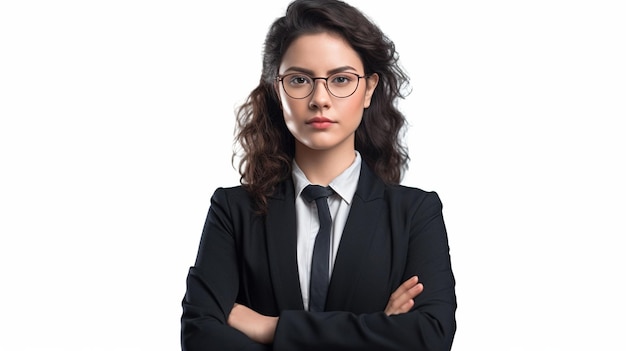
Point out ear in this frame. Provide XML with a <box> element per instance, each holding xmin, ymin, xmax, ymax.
<box><xmin>363</xmin><ymin>73</ymin><xmax>379</xmax><ymax>109</ymax></box>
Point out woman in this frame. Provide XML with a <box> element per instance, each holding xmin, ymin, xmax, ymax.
<box><xmin>181</xmin><ymin>0</ymin><xmax>456</xmax><ymax>350</ymax></box>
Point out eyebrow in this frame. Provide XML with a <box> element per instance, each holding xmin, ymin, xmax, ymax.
<box><xmin>281</xmin><ymin>65</ymin><xmax>360</xmax><ymax>76</ymax></box>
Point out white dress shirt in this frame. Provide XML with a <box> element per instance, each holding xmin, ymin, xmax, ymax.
<box><xmin>291</xmin><ymin>151</ymin><xmax>362</xmax><ymax>310</ymax></box>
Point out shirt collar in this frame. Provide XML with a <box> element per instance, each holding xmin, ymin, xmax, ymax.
<box><xmin>292</xmin><ymin>151</ymin><xmax>362</xmax><ymax>205</ymax></box>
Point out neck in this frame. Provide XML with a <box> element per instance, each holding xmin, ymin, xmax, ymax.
<box><xmin>294</xmin><ymin>144</ymin><xmax>356</xmax><ymax>186</ymax></box>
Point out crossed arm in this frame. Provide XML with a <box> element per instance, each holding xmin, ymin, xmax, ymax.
<box><xmin>183</xmin><ymin>188</ymin><xmax>456</xmax><ymax>350</ymax></box>
<box><xmin>227</xmin><ymin>275</ymin><xmax>424</xmax><ymax>344</ymax></box>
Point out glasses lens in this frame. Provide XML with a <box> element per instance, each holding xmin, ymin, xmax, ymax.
<box><xmin>282</xmin><ymin>74</ymin><xmax>314</xmax><ymax>99</ymax></box>
<box><xmin>327</xmin><ymin>73</ymin><xmax>360</xmax><ymax>98</ymax></box>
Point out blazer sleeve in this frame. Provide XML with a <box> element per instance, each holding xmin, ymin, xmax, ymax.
<box><xmin>181</xmin><ymin>188</ymin><xmax>270</xmax><ymax>351</ymax></box>
<box><xmin>272</xmin><ymin>191</ymin><xmax>457</xmax><ymax>351</ymax></box>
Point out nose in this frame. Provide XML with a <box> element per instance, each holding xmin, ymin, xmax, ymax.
<box><xmin>308</xmin><ymin>78</ymin><xmax>331</xmax><ymax>110</ymax></box>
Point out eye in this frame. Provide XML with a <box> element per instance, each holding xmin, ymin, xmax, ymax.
<box><xmin>287</xmin><ymin>74</ymin><xmax>312</xmax><ymax>86</ymax></box>
<box><xmin>330</xmin><ymin>74</ymin><xmax>355</xmax><ymax>86</ymax></box>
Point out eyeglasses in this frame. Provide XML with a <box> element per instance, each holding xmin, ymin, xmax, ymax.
<box><xmin>276</xmin><ymin>72</ymin><xmax>368</xmax><ymax>99</ymax></box>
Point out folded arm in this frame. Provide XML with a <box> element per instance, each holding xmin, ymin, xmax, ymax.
<box><xmin>228</xmin><ymin>275</ymin><xmax>424</xmax><ymax>344</ymax></box>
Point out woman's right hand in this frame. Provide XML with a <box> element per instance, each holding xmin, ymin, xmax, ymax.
<box><xmin>384</xmin><ymin>276</ymin><xmax>424</xmax><ymax>316</ymax></box>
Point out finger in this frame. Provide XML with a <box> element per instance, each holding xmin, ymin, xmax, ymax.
<box><xmin>408</xmin><ymin>282</ymin><xmax>424</xmax><ymax>298</ymax></box>
<box><xmin>402</xmin><ymin>276</ymin><xmax>419</xmax><ymax>288</ymax></box>
<box><xmin>391</xmin><ymin>278</ymin><xmax>422</xmax><ymax>301</ymax></box>
<box><xmin>399</xmin><ymin>298</ymin><xmax>414</xmax><ymax>313</ymax></box>
<box><xmin>386</xmin><ymin>297</ymin><xmax>414</xmax><ymax>316</ymax></box>
<box><xmin>389</xmin><ymin>282</ymin><xmax>423</xmax><ymax>309</ymax></box>
<box><xmin>388</xmin><ymin>289</ymin><xmax>418</xmax><ymax>310</ymax></box>
<box><xmin>391</xmin><ymin>284</ymin><xmax>422</xmax><ymax>314</ymax></box>
<box><xmin>390</xmin><ymin>276</ymin><xmax>419</xmax><ymax>299</ymax></box>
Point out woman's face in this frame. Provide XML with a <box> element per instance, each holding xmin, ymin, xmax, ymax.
<box><xmin>276</xmin><ymin>32</ymin><xmax>378</xmax><ymax>155</ymax></box>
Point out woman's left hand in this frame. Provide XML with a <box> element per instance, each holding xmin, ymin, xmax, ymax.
<box><xmin>384</xmin><ymin>276</ymin><xmax>424</xmax><ymax>316</ymax></box>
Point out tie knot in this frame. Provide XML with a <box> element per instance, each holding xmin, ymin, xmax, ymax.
<box><xmin>301</xmin><ymin>184</ymin><xmax>334</xmax><ymax>203</ymax></box>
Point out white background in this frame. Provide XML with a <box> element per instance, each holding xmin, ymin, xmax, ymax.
<box><xmin>1</xmin><ymin>1</ymin><xmax>625</xmax><ymax>350</ymax></box>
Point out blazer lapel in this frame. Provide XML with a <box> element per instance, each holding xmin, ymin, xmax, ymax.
<box><xmin>265</xmin><ymin>178</ymin><xmax>305</xmax><ymax>310</ymax></box>
<box><xmin>325</xmin><ymin>163</ymin><xmax>385</xmax><ymax>310</ymax></box>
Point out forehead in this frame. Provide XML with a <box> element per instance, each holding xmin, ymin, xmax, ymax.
<box><xmin>279</xmin><ymin>32</ymin><xmax>364</xmax><ymax>74</ymax></box>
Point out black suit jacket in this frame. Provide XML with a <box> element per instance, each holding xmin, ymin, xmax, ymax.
<box><xmin>181</xmin><ymin>163</ymin><xmax>456</xmax><ymax>350</ymax></box>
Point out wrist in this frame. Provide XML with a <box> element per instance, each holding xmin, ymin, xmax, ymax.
<box><xmin>260</xmin><ymin>316</ymin><xmax>278</xmax><ymax>344</ymax></box>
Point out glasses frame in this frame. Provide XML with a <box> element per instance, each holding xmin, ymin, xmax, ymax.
<box><xmin>275</xmin><ymin>72</ymin><xmax>370</xmax><ymax>99</ymax></box>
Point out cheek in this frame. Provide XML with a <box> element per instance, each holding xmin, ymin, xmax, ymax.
<box><xmin>281</xmin><ymin>102</ymin><xmax>294</xmax><ymax>120</ymax></box>
<box><xmin>278</xmin><ymin>91</ymin><xmax>293</xmax><ymax>118</ymax></box>
<box><xmin>280</xmin><ymin>97</ymin><xmax>306</xmax><ymax>124</ymax></box>
<box><xmin>341</xmin><ymin>98</ymin><xmax>367</xmax><ymax>123</ymax></box>
<box><xmin>280</xmin><ymin>101</ymin><xmax>304</xmax><ymax>138</ymax></box>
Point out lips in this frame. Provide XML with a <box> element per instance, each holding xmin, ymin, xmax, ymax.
<box><xmin>306</xmin><ymin>117</ymin><xmax>335</xmax><ymax>129</ymax></box>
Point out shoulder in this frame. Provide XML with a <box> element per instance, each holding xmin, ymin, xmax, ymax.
<box><xmin>208</xmin><ymin>185</ymin><xmax>255</xmax><ymax>214</ymax></box>
<box><xmin>382</xmin><ymin>183</ymin><xmax>444</xmax><ymax>219</ymax></box>
<box><xmin>357</xmin><ymin>162</ymin><xmax>443</xmax><ymax>212</ymax></box>
<box><xmin>384</xmin><ymin>183</ymin><xmax>442</xmax><ymax>204</ymax></box>
<box><xmin>212</xmin><ymin>185</ymin><xmax>250</xmax><ymax>200</ymax></box>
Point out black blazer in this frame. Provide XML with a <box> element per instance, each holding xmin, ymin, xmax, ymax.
<box><xmin>181</xmin><ymin>163</ymin><xmax>456</xmax><ymax>351</ymax></box>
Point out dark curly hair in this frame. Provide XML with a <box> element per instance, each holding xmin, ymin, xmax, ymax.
<box><xmin>234</xmin><ymin>0</ymin><xmax>410</xmax><ymax>212</ymax></box>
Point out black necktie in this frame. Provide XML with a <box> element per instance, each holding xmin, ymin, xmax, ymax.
<box><xmin>301</xmin><ymin>184</ymin><xmax>334</xmax><ymax>312</ymax></box>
